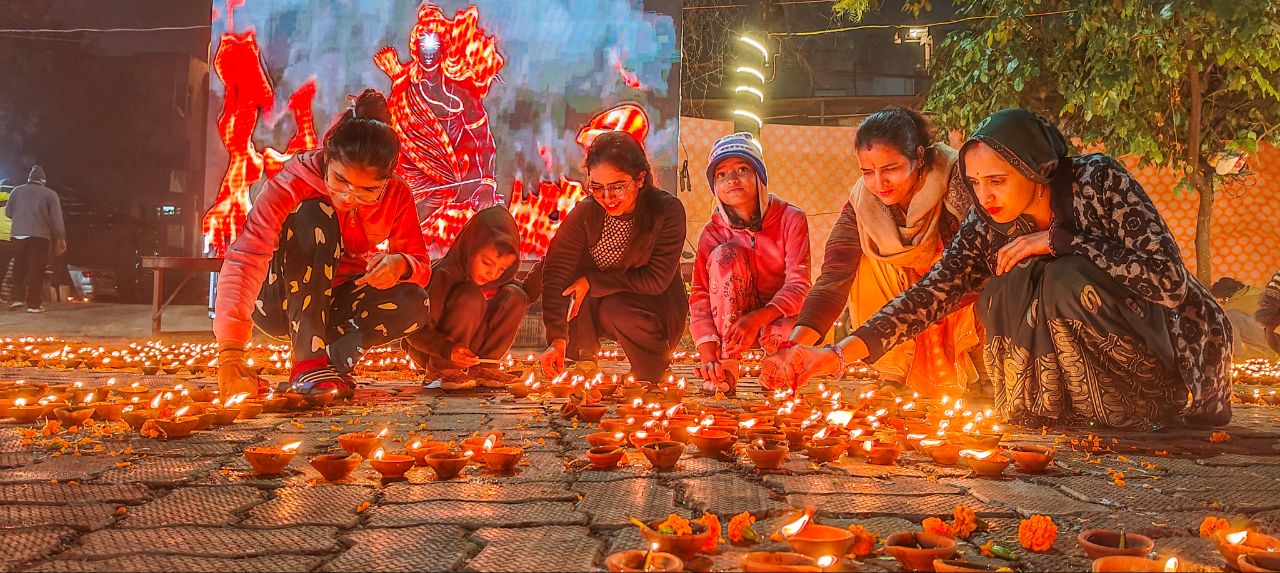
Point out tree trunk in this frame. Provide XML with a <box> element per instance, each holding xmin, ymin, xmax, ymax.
<box><xmin>1193</xmin><ymin>170</ymin><xmax>1214</xmax><ymax>285</ymax></box>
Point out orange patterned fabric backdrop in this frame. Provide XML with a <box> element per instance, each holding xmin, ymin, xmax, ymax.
<box><xmin>679</xmin><ymin>117</ymin><xmax>1280</xmax><ymax>286</ymax></box>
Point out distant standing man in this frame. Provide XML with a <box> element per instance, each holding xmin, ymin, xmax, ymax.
<box><xmin>5</xmin><ymin>165</ymin><xmax>66</xmax><ymax>313</ymax></box>
<box><xmin>0</xmin><ymin>179</ymin><xmax>17</xmax><ymax>302</ymax></box>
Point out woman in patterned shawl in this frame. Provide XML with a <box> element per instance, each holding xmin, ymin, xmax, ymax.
<box><xmin>762</xmin><ymin>108</ymin><xmax>1232</xmax><ymax>429</ymax></box>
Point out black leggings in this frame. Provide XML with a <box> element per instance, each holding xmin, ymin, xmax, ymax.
<box><xmin>567</xmin><ymin>291</ymin><xmax>686</xmax><ymax>382</ymax></box>
<box><xmin>252</xmin><ymin>199</ymin><xmax>428</xmax><ymax>374</ymax></box>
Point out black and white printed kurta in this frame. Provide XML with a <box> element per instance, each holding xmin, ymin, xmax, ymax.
<box><xmin>852</xmin><ymin>153</ymin><xmax>1233</xmax><ymax>425</ymax></box>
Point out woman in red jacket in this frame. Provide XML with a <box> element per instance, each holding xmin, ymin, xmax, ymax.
<box><xmin>215</xmin><ymin>89</ymin><xmax>432</xmax><ymax>399</ymax></box>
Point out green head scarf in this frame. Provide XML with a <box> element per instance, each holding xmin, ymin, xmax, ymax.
<box><xmin>957</xmin><ymin>108</ymin><xmax>1072</xmax><ymax>231</ymax></box>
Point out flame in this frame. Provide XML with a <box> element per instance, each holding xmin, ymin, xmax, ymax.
<box><xmin>483</xmin><ymin>436</ymin><xmax>495</xmax><ymax>452</ymax></box>
<box><xmin>740</xmin><ymin>418</ymin><xmax>758</xmax><ymax>429</ymax></box>
<box><xmin>280</xmin><ymin>441</ymin><xmax>302</xmax><ymax>453</ymax></box>
<box><xmin>825</xmin><ymin>410</ymin><xmax>854</xmax><ymax>427</ymax></box>
<box><xmin>919</xmin><ymin>439</ymin><xmax>944</xmax><ymax>448</ymax></box>
<box><xmin>813</xmin><ymin>427</ymin><xmax>829</xmax><ymax>441</ymax></box>
<box><xmin>1226</xmin><ymin>531</ymin><xmax>1248</xmax><ymax>545</ymax></box>
<box><xmin>817</xmin><ymin>555</ymin><xmax>837</xmax><ymax>567</ymax></box>
<box><xmin>959</xmin><ymin>449</ymin><xmax>995</xmax><ymax>460</ymax></box>
<box><xmin>149</xmin><ymin>394</ymin><xmax>163</xmax><ymax>409</ymax></box>
<box><xmin>372</xmin><ymin>448</ymin><xmax>386</xmax><ymax>461</ymax></box>
<box><xmin>634</xmin><ymin>431</ymin><xmax>648</xmax><ymax>439</ymax></box>
<box><xmin>1164</xmin><ymin>557</ymin><xmax>1179</xmax><ymax>572</ymax></box>
<box><xmin>410</xmin><ymin>440</ymin><xmax>422</xmax><ymax>450</ymax></box>
<box><xmin>174</xmin><ymin>406</ymin><xmax>191</xmax><ymax>418</ymax></box>
<box><xmin>13</xmin><ymin>398</ymin><xmax>26</xmax><ymax>407</ymax></box>
<box><xmin>779</xmin><ymin>508</ymin><xmax>813</xmax><ymax>538</ymax></box>
<box><xmin>863</xmin><ymin>440</ymin><xmax>874</xmax><ymax>452</ymax></box>
<box><xmin>376</xmin><ymin>427</ymin><xmax>390</xmax><ymax>438</ymax></box>
<box><xmin>83</xmin><ymin>392</ymin><xmax>96</xmax><ymax>404</ymax></box>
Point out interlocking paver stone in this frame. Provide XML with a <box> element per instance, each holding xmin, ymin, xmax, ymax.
<box><xmin>365</xmin><ymin>500</ymin><xmax>586</xmax><ymax>528</ymax></box>
<box><xmin>766</xmin><ymin>474</ymin><xmax>964</xmax><ymax>495</ymax></box>
<box><xmin>96</xmin><ymin>457</ymin><xmax>220</xmax><ymax>486</ymax></box>
<box><xmin>382</xmin><ymin>481</ymin><xmax>575</xmax><ymax>503</ymax></box>
<box><xmin>29</xmin><ymin>555</ymin><xmax>326</xmax><ymax>572</ymax></box>
<box><xmin>679</xmin><ymin>474</ymin><xmax>787</xmax><ymax>516</ymax></box>
<box><xmin>573</xmin><ymin>479</ymin><xmax>677</xmax><ymax>527</ymax></box>
<box><xmin>0</xmin><ymin>483</ymin><xmax>150</xmax><ymax>505</ymax></box>
<box><xmin>1051</xmin><ymin>475</ymin><xmax>1207</xmax><ymax>511</ymax></box>
<box><xmin>0</xmin><ymin>503</ymin><xmax>119</xmax><ymax>531</ymax></box>
<box><xmin>59</xmin><ymin>526</ymin><xmax>341</xmax><ymax>558</ymax></box>
<box><xmin>0</xmin><ymin>526</ymin><xmax>77</xmax><ymax>572</ymax></box>
<box><xmin>242</xmin><ymin>485</ymin><xmax>373</xmax><ymax>528</ymax></box>
<box><xmin>966</xmin><ymin>479</ymin><xmax>1108</xmax><ymax>515</ymax></box>
<box><xmin>121</xmin><ymin>486</ymin><xmax>264</xmax><ymax>527</ymax></box>
<box><xmin>788</xmin><ymin>493</ymin><xmax>1014</xmax><ymax>518</ymax></box>
<box><xmin>0</xmin><ymin>456</ymin><xmax>120</xmax><ymax>483</ymax></box>
<box><xmin>324</xmin><ymin>525</ymin><xmax>472</xmax><ymax>572</ymax></box>
<box><xmin>466</xmin><ymin>537</ymin><xmax>600</xmax><ymax>573</ymax></box>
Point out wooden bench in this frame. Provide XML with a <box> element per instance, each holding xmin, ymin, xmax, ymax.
<box><xmin>141</xmin><ymin>256</ymin><xmax>224</xmax><ymax>337</ymax></box>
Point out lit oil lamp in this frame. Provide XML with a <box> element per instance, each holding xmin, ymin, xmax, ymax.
<box><xmin>776</xmin><ymin>509</ymin><xmax>856</xmax><ymax>560</ymax></box>
<box><xmin>746</xmin><ymin>438</ymin><xmax>790</xmax><ymax>470</ymax></box>
<box><xmin>741</xmin><ymin>551</ymin><xmax>821</xmax><ymax>573</ymax></box>
<box><xmin>154</xmin><ymin>405</ymin><xmax>200</xmax><ymax>438</ymax></box>
<box><xmin>243</xmin><ymin>441</ymin><xmax>302</xmax><ymax>476</ymax></box>
<box><xmin>475</xmin><ymin>435</ymin><xmax>524</xmax><ymax>474</ymax></box>
<box><xmin>8</xmin><ymin>397</ymin><xmax>45</xmax><ymax>423</ymax></box>
<box><xmin>338</xmin><ymin>428</ymin><xmax>388</xmax><ymax>459</ymax></box>
<box><xmin>368</xmin><ymin>447</ymin><xmax>416</xmax><ymax>480</ymax></box>
<box><xmin>1008</xmin><ymin>444</ymin><xmax>1056</xmax><ymax>473</ymax></box>
<box><xmin>1214</xmin><ymin>530</ymin><xmax>1280</xmax><ymax>569</ymax></box>
<box><xmin>406</xmin><ymin>440</ymin><xmax>450</xmax><ymax>466</ymax></box>
<box><xmin>959</xmin><ymin>449</ymin><xmax>1012</xmax><ymax>477</ymax></box>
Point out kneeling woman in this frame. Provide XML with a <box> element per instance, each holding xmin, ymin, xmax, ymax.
<box><xmin>215</xmin><ymin>89</ymin><xmax>432</xmax><ymax>399</ymax></box>
<box><xmin>762</xmin><ymin>109</ymin><xmax>1232</xmax><ymax>428</ymax></box>
<box><xmin>539</xmin><ymin>130</ymin><xmax>688</xmax><ymax>382</ymax></box>
<box><xmin>404</xmin><ymin>207</ymin><xmax>539</xmax><ymax>390</ymax></box>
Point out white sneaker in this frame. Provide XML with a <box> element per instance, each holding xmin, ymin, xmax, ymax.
<box><xmin>8</xmin><ymin>302</ymin><xmax>22</xmax><ymax>310</ymax></box>
<box><xmin>25</xmin><ymin>307</ymin><xmax>44</xmax><ymax>313</ymax></box>
<box><xmin>422</xmin><ymin>378</ymin><xmax>443</xmax><ymax>389</ymax></box>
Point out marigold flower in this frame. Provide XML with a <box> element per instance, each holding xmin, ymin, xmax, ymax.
<box><xmin>695</xmin><ymin>512</ymin><xmax>722</xmax><ymax>551</ymax></box>
<box><xmin>847</xmin><ymin>524</ymin><xmax>877</xmax><ymax>557</ymax></box>
<box><xmin>1018</xmin><ymin>515</ymin><xmax>1057</xmax><ymax>552</ymax></box>
<box><xmin>1199</xmin><ymin>515</ymin><xmax>1230</xmax><ymax>538</ymax></box>
<box><xmin>980</xmin><ymin>539</ymin><xmax>997</xmax><ymax>558</ymax></box>
<box><xmin>727</xmin><ymin>512</ymin><xmax>758</xmax><ymax>544</ymax></box>
<box><xmin>1209</xmin><ymin>431</ymin><xmax>1231</xmax><ymax>443</ymax></box>
<box><xmin>922</xmin><ymin>516</ymin><xmax>955</xmax><ymax>538</ymax></box>
<box><xmin>952</xmin><ymin>505</ymin><xmax>979</xmax><ymax>539</ymax></box>
<box><xmin>657</xmin><ymin>513</ymin><xmax>693</xmax><ymax>536</ymax></box>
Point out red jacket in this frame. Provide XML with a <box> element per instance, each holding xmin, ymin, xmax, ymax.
<box><xmin>214</xmin><ymin>150</ymin><xmax>430</xmax><ymax>345</ymax></box>
<box><xmin>689</xmin><ymin>193</ymin><xmax>811</xmax><ymax>347</ymax></box>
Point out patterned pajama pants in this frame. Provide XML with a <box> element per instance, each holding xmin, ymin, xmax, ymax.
<box><xmin>705</xmin><ymin>243</ymin><xmax>794</xmax><ymax>358</ymax></box>
<box><xmin>252</xmin><ymin>199</ymin><xmax>429</xmax><ymax>374</ymax></box>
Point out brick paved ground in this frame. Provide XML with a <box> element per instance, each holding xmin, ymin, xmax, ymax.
<box><xmin>2</xmin><ymin>352</ymin><xmax>1279</xmax><ymax>572</ymax></box>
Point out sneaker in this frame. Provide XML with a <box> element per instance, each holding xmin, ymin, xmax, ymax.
<box><xmin>471</xmin><ymin>366</ymin><xmax>516</xmax><ymax>387</ymax></box>
<box><xmin>432</xmin><ymin>369</ymin><xmax>477</xmax><ymax>391</ymax></box>
<box><xmin>8</xmin><ymin>301</ymin><xmax>22</xmax><ymax>310</ymax></box>
<box><xmin>25</xmin><ymin>307</ymin><xmax>44</xmax><ymax>313</ymax></box>
<box><xmin>335</xmin><ymin>374</ymin><xmax>358</xmax><ymax>400</ymax></box>
<box><xmin>284</xmin><ymin>366</ymin><xmax>344</xmax><ymax>396</ymax></box>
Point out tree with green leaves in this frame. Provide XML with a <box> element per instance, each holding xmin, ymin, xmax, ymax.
<box><xmin>833</xmin><ymin>0</ymin><xmax>1280</xmax><ymax>284</ymax></box>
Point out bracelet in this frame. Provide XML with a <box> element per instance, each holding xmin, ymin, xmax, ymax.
<box><xmin>1047</xmin><ymin>217</ymin><xmax>1059</xmax><ymax>256</ymax></box>
<box><xmin>823</xmin><ymin>343</ymin><xmax>846</xmax><ymax>376</ymax></box>
<box><xmin>776</xmin><ymin>340</ymin><xmax>798</xmax><ymax>352</ymax></box>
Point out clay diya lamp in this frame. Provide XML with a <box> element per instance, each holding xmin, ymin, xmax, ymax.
<box><xmin>934</xmin><ymin>559</ymin><xmax>1007</xmax><ymax>572</ymax></box>
<box><xmin>115</xmin><ymin>384</ymin><xmax>152</xmax><ymax>401</ymax></box>
<box><xmin>576</xmin><ymin>403</ymin><xmax>609</xmax><ymax>423</ymax></box>
<box><xmin>665</xmin><ymin>423</ymin><xmax>694</xmax><ymax>444</ymax></box>
<box><xmin>236</xmin><ymin>400</ymin><xmax>264</xmax><ymax>420</ymax></box>
<box><xmin>846</xmin><ymin>435</ymin><xmax>877</xmax><ymax>458</ymax></box>
<box><xmin>121</xmin><ymin>408</ymin><xmax>159</xmax><ymax>431</ymax></box>
<box><xmin>53</xmin><ymin>406</ymin><xmax>95</xmax><ymax>428</ymax></box>
<box><xmin>1214</xmin><ymin>530</ymin><xmax>1280</xmax><ymax>570</ymax></box>
<box><xmin>688</xmin><ymin>429</ymin><xmax>735</xmax><ymax>458</ymax></box>
<box><xmin>140</xmin><ymin>363</ymin><xmax>160</xmax><ymax>375</ymax></box>
<box><xmin>587</xmin><ymin>432</ymin><xmax>626</xmax><ymax>448</ymax></box>
<box><xmin>884</xmin><ymin>531</ymin><xmax>958</xmax><ymax>572</ymax></box>
<box><xmin>639</xmin><ymin>519</ymin><xmax>714</xmax><ymax>561</ymax></box>
<box><xmin>507</xmin><ymin>381</ymin><xmax>534</xmax><ymax>399</ymax></box>
<box><xmin>1239</xmin><ymin>554</ymin><xmax>1280</xmax><ymax>573</ymax></box>
<box><xmin>619</xmin><ymin>383</ymin><xmax>647</xmax><ymax>403</ymax></box>
<box><xmin>805</xmin><ymin>438</ymin><xmax>846</xmax><ymax>463</ymax></box>
<box><xmin>369</xmin><ymin>448</ymin><xmax>416</xmax><ymax>480</ymax></box>
<box><xmin>595</xmin><ymin>382</ymin><xmax>619</xmax><ymax>398</ymax></box>
<box><xmin>38</xmin><ymin>399</ymin><xmax>67</xmax><ymax>419</ymax></box>
<box><xmin>587</xmin><ymin>446</ymin><xmax>626</xmax><ymax>469</ymax></box>
<box><xmin>958</xmin><ymin>431</ymin><xmax>1004</xmax><ymax>450</ymax></box>
<box><xmin>309</xmin><ymin>452</ymin><xmax>361</xmax><ymax>481</ymax></box>
<box><xmin>92</xmin><ymin>401</ymin><xmax>127</xmax><ymax>422</ymax></box>
<box><xmin>785</xmin><ymin>524</ymin><xmax>856</xmax><ymax>560</ymax></box>
<box><xmin>280</xmin><ymin>392</ymin><xmax>308</xmax><ymax>410</ymax></box>
<box><xmin>785</xmin><ymin>426</ymin><xmax>816</xmax><ymax>449</ymax></box>
<box><xmin>558</xmin><ymin>400</ymin><xmax>580</xmax><ymax>420</ymax></box>
<box><xmin>960</xmin><ymin>449</ymin><xmax>1011</xmax><ymax>477</ymax></box>
<box><xmin>259</xmin><ymin>395</ymin><xmax>289</xmax><ymax>413</ymax></box>
<box><xmin>1088</xmin><ymin>556</ymin><xmax>1175</xmax><ymax>573</ymax></box>
<box><xmin>641</xmin><ymin>440</ymin><xmax>684</xmax><ymax>471</ymax></box>
<box><xmin>424</xmin><ymin>451</ymin><xmax>470</xmax><ymax>479</ymax></box>
<box><xmin>741</xmin><ymin>551</ymin><xmax>822</xmax><ymax>573</ymax></box>
<box><xmin>1078</xmin><ymin>529</ymin><xmax>1155</xmax><ymax>560</ymax></box>
<box><xmin>1009</xmin><ymin>445</ymin><xmax>1056</xmax><ymax>473</ymax></box>
<box><xmin>478</xmin><ymin>445</ymin><xmax>524</xmax><ymax>473</ymax></box>
<box><xmin>192</xmin><ymin>410</ymin><xmax>218</xmax><ymax>430</ymax></box>
<box><xmin>547</xmin><ymin>384</ymin><xmax>574</xmax><ymax>399</ymax></box>
<box><xmin>304</xmin><ymin>390</ymin><xmax>336</xmax><ymax>410</ymax></box>
<box><xmin>243</xmin><ymin>441</ymin><xmax>302</xmax><ymax>475</ymax></box>
<box><xmin>867</xmin><ymin>442</ymin><xmax>903</xmax><ymax>465</ymax></box>
<box><xmin>629</xmin><ymin>430</ymin><xmax>668</xmax><ymax>451</ymax></box>
<box><xmin>211</xmin><ymin>406</ymin><xmax>243</xmax><ymax>426</ymax></box>
<box><xmin>8</xmin><ymin>399</ymin><xmax>45</xmax><ymax>423</ymax></box>
<box><xmin>338</xmin><ymin>430</ymin><xmax>387</xmax><ymax>459</ymax></box>
<box><xmin>604</xmin><ymin>548</ymin><xmax>684</xmax><ymax>573</ymax></box>
<box><xmin>746</xmin><ymin>442</ymin><xmax>790</xmax><ymax>470</ymax></box>
<box><xmin>154</xmin><ymin>415</ymin><xmax>201</xmax><ymax>438</ymax></box>
<box><xmin>920</xmin><ymin>439</ymin><xmax>962</xmax><ymax>465</ymax></box>
<box><xmin>461</xmin><ymin>433</ymin><xmax>504</xmax><ymax>458</ymax></box>
<box><xmin>407</xmin><ymin>441</ymin><xmax>450</xmax><ymax>466</ymax></box>
<box><xmin>599</xmin><ymin>418</ymin><xmax>634</xmax><ymax>433</ymax></box>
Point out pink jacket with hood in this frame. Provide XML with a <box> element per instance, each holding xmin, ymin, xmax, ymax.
<box><xmin>214</xmin><ymin>150</ymin><xmax>431</xmax><ymax>346</ymax></box>
<box><xmin>688</xmin><ymin>179</ymin><xmax>812</xmax><ymax>348</ymax></box>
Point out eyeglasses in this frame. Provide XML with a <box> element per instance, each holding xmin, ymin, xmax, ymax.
<box><xmin>328</xmin><ymin>179</ymin><xmax>387</xmax><ymax>206</ymax></box>
<box><xmin>587</xmin><ymin>178</ymin><xmax>634</xmax><ymax>200</ymax></box>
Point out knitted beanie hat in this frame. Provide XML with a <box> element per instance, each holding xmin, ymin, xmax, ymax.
<box><xmin>706</xmin><ymin>132</ymin><xmax>766</xmax><ymax>188</ymax></box>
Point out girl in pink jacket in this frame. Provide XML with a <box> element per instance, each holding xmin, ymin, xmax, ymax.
<box><xmin>691</xmin><ymin>132</ymin><xmax>812</xmax><ymax>394</ymax></box>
